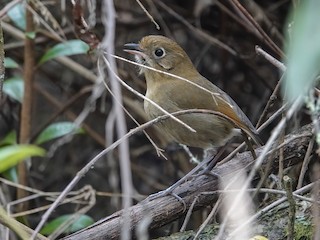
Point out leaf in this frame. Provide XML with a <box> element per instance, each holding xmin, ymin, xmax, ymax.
<box><xmin>7</xmin><ymin>3</ymin><xmax>26</xmax><ymax>30</ymax></box>
<box><xmin>3</xmin><ymin>77</ymin><xmax>24</xmax><ymax>103</ymax></box>
<box><xmin>0</xmin><ymin>145</ymin><xmax>45</xmax><ymax>173</ymax></box>
<box><xmin>2</xmin><ymin>167</ymin><xmax>18</xmax><ymax>183</ymax></box>
<box><xmin>40</xmin><ymin>214</ymin><xmax>94</xmax><ymax>235</ymax></box>
<box><xmin>38</xmin><ymin>40</ymin><xmax>89</xmax><ymax>64</ymax></box>
<box><xmin>34</xmin><ymin>122</ymin><xmax>84</xmax><ymax>145</ymax></box>
<box><xmin>25</xmin><ymin>31</ymin><xmax>36</xmax><ymax>39</ymax></box>
<box><xmin>4</xmin><ymin>58</ymin><xmax>19</xmax><ymax>68</ymax></box>
<box><xmin>284</xmin><ymin>0</ymin><xmax>320</xmax><ymax>102</ymax></box>
<box><xmin>0</xmin><ymin>131</ymin><xmax>17</xmax><ymax>146</ymax></box>
<box><xmin>69</xmin><ymin>215</ymin><xmax>94</xmax><ymax>233</ymax></box>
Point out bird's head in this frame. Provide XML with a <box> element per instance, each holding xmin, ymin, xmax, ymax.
<box><xmin>124</xmin><ymin>35</ymin><xmax>195</xmax><ymax>77</ymax></box>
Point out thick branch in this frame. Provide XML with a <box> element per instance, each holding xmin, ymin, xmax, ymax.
<box><xmin>63</xmin><ymin>124</ymin><xmax>312</xmax><ymax>240</ymax></box>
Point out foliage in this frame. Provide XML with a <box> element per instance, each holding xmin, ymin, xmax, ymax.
<box><xmin>40</xmin><ymin>214</ymin><xmax>94</xmax><ymax>235</ymax></box>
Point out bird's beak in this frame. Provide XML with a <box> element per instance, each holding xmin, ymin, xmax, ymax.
<box><xmin>123</xmin><ymin>43</ymin><xmax>147</xmax><ymax>59</ymax></box>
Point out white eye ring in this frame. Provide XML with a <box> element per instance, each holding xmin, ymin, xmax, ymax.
<box><xmin>154</xmin><ymin>47</ymin><xmax>166</xmax><ymax>58</ymax></box>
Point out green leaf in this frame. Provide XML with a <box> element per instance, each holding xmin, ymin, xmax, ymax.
<box><xmin>2</xmin><ymin>167</ymin><xmax>18</xmax><ymax>183</ymax></box>
<box><xmin>7</xmin><ymin>3</ymin><xmax>26</xmax><ymax>30</ymax></box>
<box><xmin>4</xmin><ymin>58</ymin><xmax>19</xmax><ymax>68</ymax></box>
<box><xmin>284</xmin><ymin>0</ymin><xmax>320</xmax><ymax>102</ymax></box>
<box><xmin>3</xmin><ymin>77</ymin><xmax>24</xmax><ymax>103</ymax></box>
<box><xmin>25</xmin><ymin>31</ymin><xmax>36</xmax><ymax>39</ymax></box>
<box><xmin>40</xmin><ymin>214</ymin><xmax>94</xmax><ymax>235</ymax></box>
<box><xmin>39</xmin><ymin>40</ymin><xmax>89</xmax><ymax>65</ymax></box>
<box><xmin>34</xmin><ymin>122</ymin><xmax>84</xmax><ymax>145</ymax></box>
<box><xmin>0</xmin><ymin>145</ymin><xmax>45</xmax><ymax>173</ymax></box>
<box><xmin>69</xmin><ymin>215</ymin><xmax>94</xmax><ymax>233</ymax></box>
<box><xmin>0</xmin><ymin>131</ymin><xmax>17</xmax><ymax>146</ymax></box>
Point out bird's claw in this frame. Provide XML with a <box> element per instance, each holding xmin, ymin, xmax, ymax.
<box><xmin>148</xmin><ymin>190</ymin><xmax>187</xmax><ymax>212</ymax></box>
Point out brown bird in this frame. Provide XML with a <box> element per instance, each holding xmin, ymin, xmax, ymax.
<box><xmin>124</xmin><ymin>35</ymin><xmax>259</xmax><ymax>156</ymax></box>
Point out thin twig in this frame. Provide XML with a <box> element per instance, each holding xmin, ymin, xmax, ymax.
<box><xmin>135</xmin><ymin>0</ymin><xmax>160</xmax><ymax>30</ymax></box>
<box><xmin>229</xmin><ymin>0</ymin><xmax>284</xmax><ymax>58</ymax></box>
<box><xmin>102</xmin><ymin>1</ymin><xmax>133</xmax><ymax>239</ymax></box>
<box><xmin>156</xmin><ymin>1</ymin><xmax>237</xmax><ymax>56</ymax></box>
<box><xmin>297</xmin><ymin>137</ymin><xmax>314</xmax><ymax>189</ymax></box>
<box><xmin>194</xmin><ymin>198</ymin><xmax>222</xmax><ymax>239</ymax></box>
<box><xmin>256</xmin><ymin>46</ymin><xmax>286</xmax><ymax>72</ymax></box>
<box><xmin>0</xmin><ymin>21</ymin><xmax>4</xmax><ymax>100</ymax></box>
<box><xmin>283</xmin><ymin>175</ymin><xmax>295</xmax><ymax>240</ymax></box>
<box><xmin>18</xmin><ymin>0</ymin><xmax>35</xmax><ymax>212</ymax></box>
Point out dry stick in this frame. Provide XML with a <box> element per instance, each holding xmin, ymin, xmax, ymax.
<box><xmin>135</xmin><ymin>0</ymin><xmax>160</xmax><ymax>30</ymax></box>
<box><xmin>297</xmin><ymin>137</ymin><xmax>315</xmax><ymax>189</ymax></box>
<box><xmin>156</xmin><ymin>1</ymin><xmax>237</xmax><ymax>56</ymax></box>
<box><xmin>214</xmin><ymin>1</ymin><xmax>260</xmax><ymax>35</ymax></box>
<box><xmin>229</xmin><ymin>0</ymin><xmax>284</xmax><ymax>58</ymax></box>
<box><xmin>227</xmin><ymin>181</ymin><xmax>317</xmax><ymax>239</ymax></box>
<box><xmin>202</xmin><ymin>187</ymin><xmax>320</xmax><ymax>205</ymax></box>
<box><xmin>278</xmin><ymin>127</ymin><xmax>285</xmax><ymax>185</ymax></box>
<box><xmin>6</xmin><ymin>184</ymin><xmax>93</xmax><ymax>218</ymax></box>
<box><xmin>312</xmin><ymin>180</ymin><xmax>320</xmax><ymax>239</ymax></box>
<box><xmin>194</xmin><ymin>198</ymin><xmax>222</xmax><ymax>239</ymax></box>
<box><xmin>255</xmin><ymin>46</ymin><xmax>286</xmax><ymax>72</ymax></box>
<box><xmin>244</xmin><ymin>1</ymin><xmax>285</xmax><ymax>42</ymax></box>
<box><xmin>180</xmin><ymin>195</ymin><xmax>200</xmax><ymax>232</ymax></box>
<box><xmin>30</xmin><ymin>109</ymin><xmax>229</xmax><ymax>238</ymax></box>
<box><xmin>145</xmin><ymin>0</ymin><xmax>173</xmax><ymax>38</ymax></box>
<box><xmin>0</xmin><ymin>21</ymin><xmax>4</xmax><ymax>100</ymax></box>
<box><xmin>101</xmin><ymin>2</ymin><xmax>133</xmax><ymax>239</ymax></box>
<box><xmin>283</xmin><ymin>175</ymin><xmax>295</xmax><ymax>240</ymax></box>
<box><xmin>17</xmin><ymin>2</ymin><xmax>35</xmax><ymax>213</ymax></box>
<box><xmin>215</xmin><ymin>96</ymin><xmax>302</xmax><ymax>239</ymax></box>
<box><xmin>255</xmin><ymin>47</ymin><xmax>286</xmax><ymax>128</ymax></box>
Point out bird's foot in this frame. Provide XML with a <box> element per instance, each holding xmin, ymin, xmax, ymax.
<box><xmin>148</xmin><ymin>187</ymin><xmax>187</xmax><ymax>212</ymax></box>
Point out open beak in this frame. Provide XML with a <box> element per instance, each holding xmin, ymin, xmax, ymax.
<box><xmin>123</xmin><ymin>43</ymin><xmax>147</xmax><ymax>59</ymax></box>
<box><xmin>123</xmin><ymin>43</ymin><xmax>140</xmax><ymax>53</ymax></box>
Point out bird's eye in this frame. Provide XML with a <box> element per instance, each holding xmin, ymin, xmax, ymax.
<box><xmin>154</xmin><ymin>48</ymin><xmax>165</xmax><ymax>58</ymax></box>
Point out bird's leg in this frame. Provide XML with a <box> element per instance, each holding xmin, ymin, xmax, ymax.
<box><xmin>147</xmin><ymin>156</ymin><xmax>213</xmax><ymax>202</ymax></box>
<box><xmin>180</xmin><ymin>144</ymin><xmax>200</xmax><ymax>164</ymax></box>
<box><xmin>241</xmin><ymin>130</ymin><xmax>257</xmax><ymax>159</ymax></box>
<box><xmin>195</xmin><ymin>145</ymin><xmax>227</xmax><ymax>176</ymax></box>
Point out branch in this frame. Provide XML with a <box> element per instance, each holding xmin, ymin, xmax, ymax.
<box><xmin>62</xmin><ymin>124</ymin><xmax>313</xmax><ymax>240</ymax></box>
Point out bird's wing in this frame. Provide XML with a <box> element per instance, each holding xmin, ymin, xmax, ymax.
<box><xmin>165</xmin><ymin>76</ymin><xmax>261</xmax><ymax>144</ymax></box>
